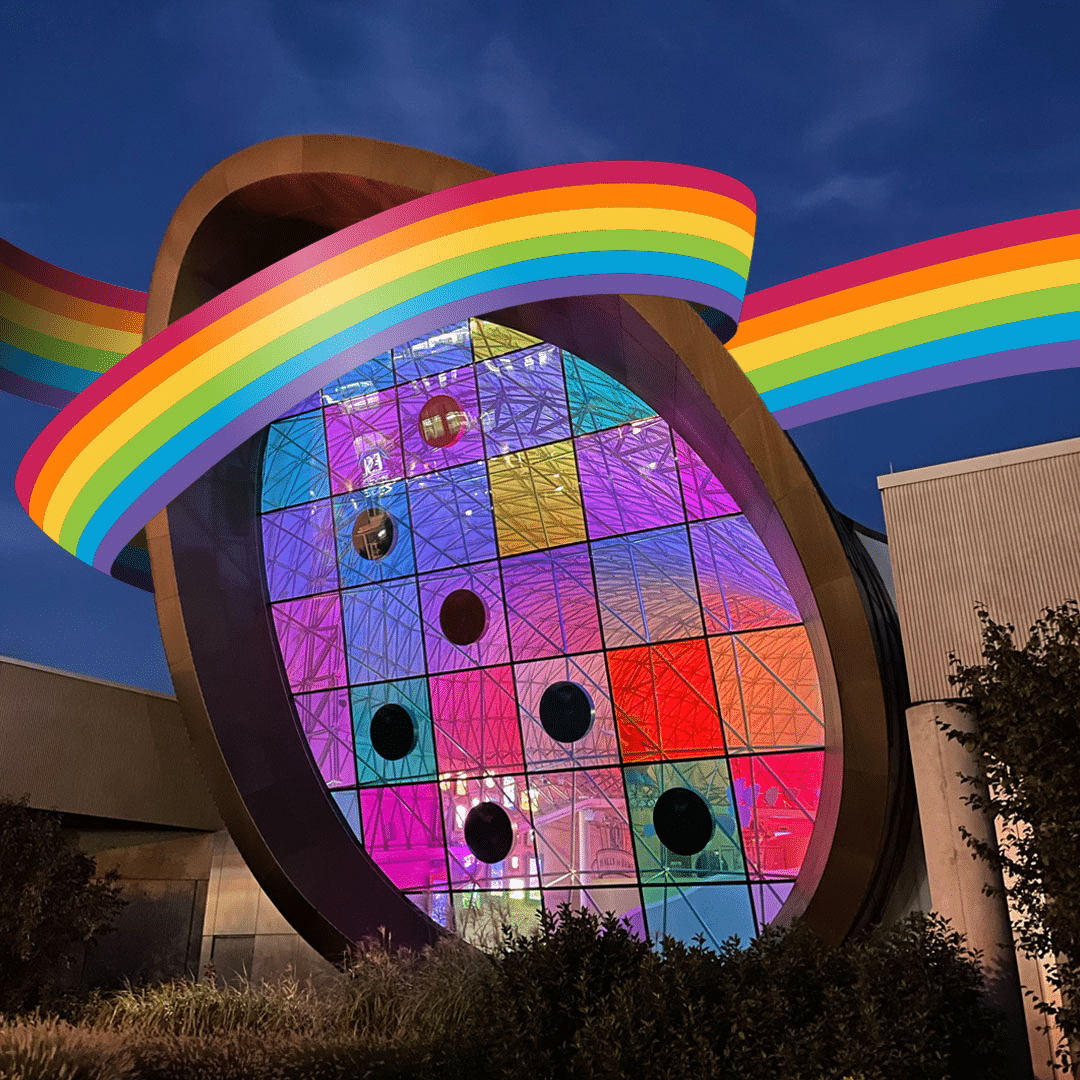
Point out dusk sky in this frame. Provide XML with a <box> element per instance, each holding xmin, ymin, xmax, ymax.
<box><xmin>1</xmin><ymin>1</ymin><xmax>1077</xmax><ymax>693</ymax></box>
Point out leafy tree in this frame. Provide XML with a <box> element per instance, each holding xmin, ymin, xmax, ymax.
<box><xmin>943</xmin><ymin>601</ymin><xmax>1080</xmax><ymax>1072</ymax></box>
<box><xmin>0</xmin><ymin>797</ymin><xmax>125</xmax><ymax>1013</ymax></box>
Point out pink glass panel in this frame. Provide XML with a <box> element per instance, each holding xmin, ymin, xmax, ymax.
<box><xmin>730</xmin><ymin>751</ymin><xmax>824</xmax><ymax>880</ymax></box>
<box><xmin>430</xmin><ymin>666</ymin><xmax>524</xmax><ymax>776</ymax></box>
<box><xmin>672</xmin><ymin>431</ymin><xmax>740</xmax><ymax>520</ymax></box>
<box><xmin>360</xmin><ymin>782</ymin><xmax>449</xmax><ymax>890</ymax></box>
<box><xmin>398</xmin><ymin>367</ymin><xmax>485</xmax><ymax>476</ymax></box>
<box><xmin>440</xmin><ymin>773</ymin><xmax>536</xmax><ymax>888</ymax></box>
<box><xmin>514</xmin><ymin>652</ymin><xmax>619</xmax><ymax>771</ymax></box>
<box><xmin>271</xmin><ymin>593</ymin><xmax>346</xmax><ymax>692</ymax></box>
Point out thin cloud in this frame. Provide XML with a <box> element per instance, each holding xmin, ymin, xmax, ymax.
<box><xmin>788</xmin><ymin>173</ymin><xmax>897</xmax><ymax>217</ymax></box>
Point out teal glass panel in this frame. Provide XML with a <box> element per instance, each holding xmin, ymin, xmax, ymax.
<box><xmin>351</xmin><ymin>677</ymin><xmax>438</xmax><ymax>786</ymax></box>
<box><xmin>625</xmin><ymin>758</ymin><xmax>744</xmax><ymax>884</ymax></box>
<box><xmin>261</xmin><ymin>412</ymin><xmax>330</xmax><ymax>511</ymax></box>
<box><xmin>563</xmin><ymin>350</ymin><xmax>656</xmax><ymax>435</ymax></box>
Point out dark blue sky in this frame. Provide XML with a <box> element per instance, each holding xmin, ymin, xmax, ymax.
<box><xmin>1</xmin><ymin>1</ymin><xmax>1077</xmax><ymax>692</ymax></box>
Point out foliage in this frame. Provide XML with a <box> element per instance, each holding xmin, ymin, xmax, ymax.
<box><xmin>943</xmin><ymin>600</ymin><xmax>1080</xmax><ymax>1066</ymax></box>
<box><xmin>6</xmin><ymin>904</ymin><xmax>1005</xmax><ymax>1079</ymax></box>
<box><xmin>0</xmin><ymin>798</ymin><xmax>125</xmax><ymax>1013</ymax></box>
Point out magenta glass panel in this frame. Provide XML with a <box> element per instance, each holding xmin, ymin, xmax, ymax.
<box><xmin>324</xmin><ymin>390</ymin><xmax>403</xmax><ymax>493</ymax></box>
<box><xmin>529</xmin><ymin>768</ymin><xmax>633</xmax><ymax>887</ymax></box>
<box><xmin>542</xmin><ymin>886</ymin><xmax>646</xmax><ymax>938</ymax></box>
<box><xmin>514</xmin><ymin>652</ymin><xmax>619</xmax><ymax>771</ymax></box>
<box><xmin>294</xmin><ymin>689</ymin><xmax>355</xmax><ymax>788</ymax></box>
<box><xmin>730</xmin><ymin>751</ymin><xmax>824</xmax><ymax>880</ymax></box>
<box><xmin>270</xmin><ymin>593</ymin><xmax>346</xmax><ymax>692</ymax></box>
<box><xmin>502</xmin><ymin>545</ymin><xmax>602</xmax><ymax>661</ymax></box>
<box><xmin>440</xmin><ymin>773</ymin><xmax>536</xmax><ymax>888</ymax></box>
<box><xmin>476</xmin><ymin>344</ymin><xmax>571</xmax><ymax>454</ymax></box>
<box><xmin>398</xmin><ymin>366</ymin><xmax>485</xmax><ymax>477</ymax></box>
<box><xmin>418</xmin><ymin>562</ymin><xmax>510</xmax><ymax>673</ymax></box>
<box><xmin>575</xmin><ymin>418</ymin><xmax>684</xmax><ymax>538</ymax></box>
<box><xmin>359</xmin><ymin>782</ymin><xmax>449</xmax><ymax>890</ymax></box>
<box><xmin>690</xmin><ymin>516</ymin><xmax>800</xmax><ymax>633</ymax></box>
<box><xmin>672</xmin><ymin>431</ymin><xmax>740</xmax><ymax>520</ymax></box>
<box><xmin>750</xmin><ymin>881</ymin><xmax>794</xmax><ymax>927</ymax></box>
<box><xmin>261</xmin><ymin>499</ymin><xmax>339</xmax><ymax>601</ymax></box>
<box><xmin>430</xmin><ymin>666</ymin><xmax>523</xmax><ymax>776</ymax></box>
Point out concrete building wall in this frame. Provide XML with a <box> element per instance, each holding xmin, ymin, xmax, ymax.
<box><xmin>879</xmin><ymin>436</ymin><xmax>1080</xmax><ymax>701</ymax></box>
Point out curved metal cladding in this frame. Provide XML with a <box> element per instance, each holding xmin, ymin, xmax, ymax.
<box><xmin>4</xmin><ymin>136</ymin><xmax>906</xmax><ymax>957</ymax></box>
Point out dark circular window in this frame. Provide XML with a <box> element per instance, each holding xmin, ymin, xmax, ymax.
<box><xmin>369</xmin><ymin>703</ymin><xmax>416</xmax><ymax>761</ymax></box>
<box><xmin>539</xmin><ymin>681</ymin><xmax>594</xmax><ymax>743</ymax></box>
<box><xmin>351</xmin><ymin>506</ymin><xmax>395</xmax><ymax>560</ymax></box>
<box><xmin>418</xmin><ymin>394</ymin><xmax>467</xmax><ymax>448</ymax></box>
<box><xmin>653</xmin><ymin>787</ymin><xmax>714</xmax><ymax>856</ymax></box>
<box><xmin>439</xmin><ymin>589</ymin><xmax>487</xmax><ymax>645</ymax></box>
<box><xmin>464</xmin><ymin>802</ymin><xmax>514</xmax><ymax>864</ymax></box>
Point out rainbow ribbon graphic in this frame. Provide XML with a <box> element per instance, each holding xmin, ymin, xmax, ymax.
<box><xmin>2</xmin><ymin>159</ymin><xmax>1078</xmax><ymax>580</ymax></box>
<box><xmin>12</xmin><ymin>162</ymin><xmax>757</xmax><ymax>574</ymax></box>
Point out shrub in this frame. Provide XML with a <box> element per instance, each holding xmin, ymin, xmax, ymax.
<box><xmin>0</xmin><ymin>798</ymin><xmax>125</xmax><ymax>1013</ymax></box>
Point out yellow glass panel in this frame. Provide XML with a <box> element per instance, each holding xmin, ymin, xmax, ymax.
<box><xmin>469</xmin><ymin>317</ymin><xmax>542</xmax><ymax>361</ymax></box>
<box><xmin>488</xmin><ymin>440</ymin><xmax>587</xmax><ymax>555</ymax></box>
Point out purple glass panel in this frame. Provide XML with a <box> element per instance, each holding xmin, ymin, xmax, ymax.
<box><xmin>529</xmin><ymin>768</ymin><xmax>633</xmax><ymax>887</ymax></box>
<box><xmin>502</xmin><ymin>544</ymin><xmax>602</xmax><ymax>661</ymax></box>
<box><xmin>418</xmin><ymin>562</ymin><xmax>510</xmax><ymax>672</ymax></box>
<box><xmin>407</xmin><ymin>461</ymin><xmax>497</xmax><ymax>572</ymax></box>
<box><xmin>341</xmin><ymin>579</ymin><xmax>426</xmax><ymax>684</ymax></box>
<box><xmin>673</xmin><ymin>431</ymin><xmax>740</xmax><ymax>520</ymax></box>
<box><xmin>270</xmin><ymin>593</ymin><xmax>346</xmax><ymax>692</ymax></box>
<box><xmin>359</xmin><ymin>782</ymin><xmax>449</xmax><ymax>890</ymax></box>
<box><xmin>477</xmin><ymin>344</ymin><xmax>571</xmax><ymax>454</ymax></box>
<box><xmin>261</xmin><ymin>499</ymin><xmax>339</xmax><ymax>601</ymax></box>
<box><xmin>750</xmin><ymin>881</ymin><xmax>794</xmax><ymax>927</ymax></box>
<box><xmin>324</xmin><ymin>390</ymin><xmax>403</xmax><ymax>494</ymax></box>
<box><xmin>294</xmin><ymin>689</ymin><xmax>355</xmax><ymax>788</ymax></box>
<box><xmin>690</xmin><ymin>516</ymin><xmax>800</xmax><ymax>632</ymax></box>
<box><xmin>575</xmin><ymin>418</ymin><xmax>684</xmax><ymax>539</ymax></box>
<box><xmin>398</xmin><ymin>367</ymin><xmax>485</xmax><ymax>477</ymax></box>
<box><xmin>440</xmin><ymin>773</ymin><xmax>536</xmax><ymax>889</ymax></box>
<box><xmin>393</xmin><ymin>321</ymin><xmax>472</xmax><ymax>383</ymax></box>
<box><xmin>591</xmin><ymin>526</ymin><xmax>703</xmax><ymax>647</ymax></box>
<box><xmin>429</xmin><ymin>666</ymin><xmax>524</xmax><ymax>776</ymax></box>
<box><xmin>515</xmin><ymin>653</ymin><xmax>619</xmax><ymax>771</ymax></box>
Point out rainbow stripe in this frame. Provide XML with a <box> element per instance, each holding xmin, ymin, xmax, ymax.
<box><xmin>728</xmin><ymin>209</ymin><xmax>1080</xmax><ymax>428</ymax></box>
<box><xmin>14</xmin><ymin>162</ymin><xmax>757</xmax><ymax>573</ymax></box>
<box><xmin>0</xmin><ymin>239</ymin><xmax>145</xmax><ymax>409</ymax></box>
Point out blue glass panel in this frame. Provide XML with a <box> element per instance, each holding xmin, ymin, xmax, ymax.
<box><xmin>333</xmin><ymin>483</ymin><xmax>415</xmax><ymax>587</ymax></box>
<box><xmin>261</xmin><ymin>413</ymin><xmax>330</xmax><ymax>511</ymax></box>
<box><xmin>641</xmin><ymin>884</ymin><xmax>756</xmax><ymax>949</ymax></box>
<box><xmin>332</xmin><ymin>789</ymin><xmax>363</xmax><ymax>843</ymax></box>
<box><xmin>341</xmin><ymin>579</ymin><xmax>426</xmax><ymax>683</ymax></box>
<box><xmin>321</xmin><ymin>347</ymin><xmax>395</xmax><ymax>402</ymax></box>
<box><xmin>563</xmin><ymin>351</ymin><xmax>655</xmax><ymax>435</ymax></box>
<box><xmin>477</xmin><ymin>344</ymin><xmax>571</xmax><ymax>454</ymax></box>
<box><xmin>393</xmin><ymin>321</ymin><xmax>473</xmax><ymax>382</ymax></box>
<box><xmin>407</xmin><ymin>461</ymin><xmax>497</xmax><ymax>572</ymax></box>
<box><xmin>351</xmin><ymin>677</ymin><xmax>438</xmax><ymax>786</ymax></box>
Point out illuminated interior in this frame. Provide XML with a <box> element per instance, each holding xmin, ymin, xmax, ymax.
<box><xmin>259</xmin><ymin>317</ymin><xmax>825</xmax><ymax>947</ymax></box>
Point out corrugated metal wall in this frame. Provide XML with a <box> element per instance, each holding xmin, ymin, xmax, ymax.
<box><xmin>879</xmin><ymin>437</ymin><xmax>1080</xmax><ymax>702</ymax></box>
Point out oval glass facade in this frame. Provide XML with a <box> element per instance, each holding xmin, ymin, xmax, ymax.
<box><xmin>259</xmin><ymin>318</ymin><xmax>825</xmax><ymax>947</ymax></box>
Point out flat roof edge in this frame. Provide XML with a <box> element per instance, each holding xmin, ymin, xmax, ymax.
<box><xmin>0</xmin><ymin>655</ymin><xmax>176</xmax><ymax>702</ymax></box>
<box><xmin>877</xmin><ymin>435</ymin><xmax>1080</xmax><ymax>491</ymax></box>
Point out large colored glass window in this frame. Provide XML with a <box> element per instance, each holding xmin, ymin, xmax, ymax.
<box><xmin>261</xmin><ymin>319</ymin><xmax>825</xmax><ymax>946</ymax></box>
